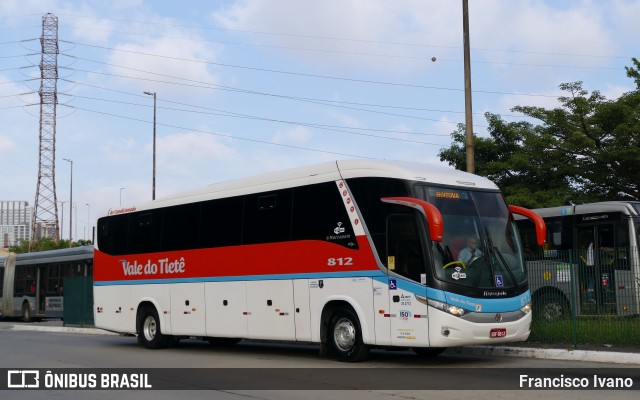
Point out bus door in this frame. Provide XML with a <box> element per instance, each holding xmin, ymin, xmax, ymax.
<box><xmin>36</xmin><ymin>266</ymin><xmax>46</xmax><ymax>316</ymax></box>
<box><xmin>386</xmin><ymin>214</ymin><xmax>429</xmax><ymax>347</ymax></box>
<box><xmin>576</xmin><ymin>224</ymin><xmax>616</xmax><ymax>314</ymax></box>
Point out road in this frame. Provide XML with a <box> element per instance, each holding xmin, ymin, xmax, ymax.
<box><xmin>0</xmin><ymin>324</ymin><xmax>638</xmax><ymax>400</ymax></box>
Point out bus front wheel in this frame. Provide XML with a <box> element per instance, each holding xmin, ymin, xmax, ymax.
<box><xmin>138</xmin><ymin>307</ymin><xmax>170</xmax><ymax>349</ymax></box>
<box><xmin>329</xmin><ymin>308</ymin><xmax>369</xmax><ymax>362</ymax></box>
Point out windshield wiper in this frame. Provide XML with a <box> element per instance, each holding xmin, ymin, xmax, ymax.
<box><xmin>483</xmin><ymin>226</ymin><xmax>517</xmax><ymax>287</ymax></box>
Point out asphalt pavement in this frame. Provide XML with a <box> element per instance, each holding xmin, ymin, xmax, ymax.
<box><xmin>4</xmin><ymin>319</ymin><xmax>639</xmax><ymax>365</ymax></box>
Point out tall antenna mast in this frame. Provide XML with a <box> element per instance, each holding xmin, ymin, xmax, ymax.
<box><xmin>31</xmin><ymin>13</ymin><xmax>60</xmax><ymax>243</ymax></box>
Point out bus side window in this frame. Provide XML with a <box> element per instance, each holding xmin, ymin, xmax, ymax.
<box><xmin>291</xmin><ymin>182</ymin><xmax>356</xmax><ymax>249</ymax></box>
<box><xmin>97</xmin><ymin>214</ymin><xmax>129</xmax><ymax>255</ymax></box>
<box><xmin>243</xmin><ymin>189</ymin><xmax>293</xmax><ymax>245</ymax></box>
<box><xmin>162</xmin><ymin>203</ymin><xmax>200</xmax><ymax>252</ymax></box>
<box><xmin>199</xmin><ymin>197</ymin><xmax>243</xmax><ymax>248</ymax></box>
<box><xmin>127</xmin><ymin>211</ymin><xmax>163</xmax><ymax>254</ymax></box>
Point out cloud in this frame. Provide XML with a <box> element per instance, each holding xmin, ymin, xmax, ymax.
<box><xmin>212</xmin><ymin>0</ymin><xmax>458</xmax><ymax>74</ymax></box>
<box><xmin>156</xmin><ymin>130</ymin><xmax>238</xmax><ymax>177</ymax></box>
<box><xmin>105</xmin><ymin>28</ymin><xmax>222</xmax><ymax>99</ymax></box>
<box><xmin>0</xmin><ymin>135</ymin><xmax>15</xmax><ymax>154</ymax></box>
<box><xmin>270</xmin><ymin>125</ymin><xmax>313</xmax><ymax>144</ymax></box>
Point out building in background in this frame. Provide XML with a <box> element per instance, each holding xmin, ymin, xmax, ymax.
<box><xmin>0</xmin><ymin>201</ymin><xmax>32</xmax><ymax>250</ymax></box>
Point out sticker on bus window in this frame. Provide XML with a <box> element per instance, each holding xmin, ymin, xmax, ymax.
<box><xmin>388</xmin><ymin>256</ymin><xmax>396</xmax><ymax>270</ymax></box>
<box><xmin>495</xmin><ymin>275</ymin><xmax>504</xmax><ymax>287</ymax></box>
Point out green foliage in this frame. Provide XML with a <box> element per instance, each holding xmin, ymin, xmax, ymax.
<box><xmin>9</xmin><ymin>238</ymin><xmax>92</xmax><ymax>254</ymax></box>
<box><xmin>439</xmin><ymin>60</ymin><xmax>640</xmax><ymax>207</ymax></box>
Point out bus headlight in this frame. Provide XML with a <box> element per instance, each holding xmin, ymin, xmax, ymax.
<box><xmin>520</xmin><ymin>302</ymin><xmax>532</xmax><ymax>314</ymax></box>
<box><xmin>426</xmin><ymin>299</ymin><xmax>468</xmax><ymax>317</ymax></box>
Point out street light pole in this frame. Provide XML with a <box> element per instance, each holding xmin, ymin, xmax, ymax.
<box><xmin>462</xmin><ymin>0</ymin><xmax>475</xmax><ymax>174</ymax></box>
<box><xmin>58</xmin><ymin>200</ymin><xmax>67</xmax><ymax>242</ymax></box>
<box><xmin>120</xmin><ymin>187</ymin><xmax>125</xmax><ymax>206</ymax></box>
<box><xmin>63</xmin><ymin>158</ymin><xmax>73</xmax><ymax>245</ymax></box>
<box><xmin>143</xmin><ymin>91</ymin><xmax>157</xmax><ymax>200</ymax></box>
<box><xmin>85</xmin><ymin>203</ymin><xmax>90</xmax><ymax>242</ymax></box>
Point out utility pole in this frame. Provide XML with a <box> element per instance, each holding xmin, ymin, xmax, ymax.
<box><xmin>462</xmin><ymin>0</ymin><xmax>475</xmax><ymax>174</ymax></box>
<box><xmin>31</xmin><ymin>13</ymin><xmax>60</xmax><ymax>245</ymax></box>
<box><xmin>143</xmin><ymin>91</ymin><xmax>157</xmax><ymax>200</ymax></box>
<box><xmin>63</xmin><ymin>158</ymin><xmax>73</xmax><ymax>246</ymax></box>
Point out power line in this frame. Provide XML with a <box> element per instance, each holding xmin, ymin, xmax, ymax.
<box><xmin>61</xmin><ymin>41</ymin><xmax>562</xmax><ymax>98</ymax></box>
<box><xmin>59</xmin><ymin>103</ymin><xmax>379</xmax><ymax>159</ymax></box>
<box><xmin>51</xmin><ymin>26</ymin><xmax>623</xmax><ymax>70</ymax></box>
<box><xmin>54</xmin><ymin>13</ymin><xmax>632</xmax><ymax>60</ymax></box>
<box><xmin>61</xmin><ymin>66</ymin><xmax>478</xmax><ymax>126</ymax></box>
<box><xmin>65</xmin><ymin>93</ymin><xmax>451</xmax><ymax>144</ymax></box>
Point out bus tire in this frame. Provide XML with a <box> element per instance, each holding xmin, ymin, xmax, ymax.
<box><xmin>138</xmin><ymin>307</ymin><xmax>170</xmax><ymax>349</ymax></box>
<box><xmin>328</xmin><ymin>308</ymin><xmax>368</xmax><ymax>362</ymax></box>
<box><xmin>22</xmin><ymin>302</ymin><xmax>32</xmax><ymax>323</ymax></box>
<box><xmin>535</xmin><ymin>293</ymin><xmax>568</xmax><ymax>322</ymax></box>
<box><xmin>413</xmin><ymin>347</ymin><xmax>445</xmax><ymax>357</ymax></box>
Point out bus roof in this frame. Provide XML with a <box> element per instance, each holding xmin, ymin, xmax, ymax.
<box><xmin>530</xmin><ymin>201</ymin><xmax>640</xmax><ymax>219</ymax></box>
<box><xmin>0</xmin><ymin>246</ymin><xmax>94</xmax><ymax>267</ymax></box>
<box><xmin>101</xmin><ymin>160</ymin><xmax>498</xmax><ymax>217</ymax></box>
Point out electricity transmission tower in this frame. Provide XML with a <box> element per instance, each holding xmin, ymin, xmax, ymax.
<box><xmin>31</xmin><ymin>13</ymin><xmax>60</xmax><ymax>243</ymax></box>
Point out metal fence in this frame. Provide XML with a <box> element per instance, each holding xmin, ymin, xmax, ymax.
<box><xmin>525</xmin><ymin>247</ymin><xmax>640</xmax><ymax>348</ymax></box>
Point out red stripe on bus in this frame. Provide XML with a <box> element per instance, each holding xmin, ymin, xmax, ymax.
<box><xmin>93</xmin><ymin>236</ymin><xmax>377</xmax><ymax>282</ymax></box>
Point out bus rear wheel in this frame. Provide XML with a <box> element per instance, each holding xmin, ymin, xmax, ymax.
<box><xmin>535</xmin><ymin>293</ymin><xmax>568</xmax><ymax>322</ymax></box>
<box><xmin>138</xmin><ymin>307</ymin><xmax>170</xmax><ymax>349</ymax></box>
<box><xmin>329</xmin><ymin>308</ymin><xmax>368</xmax><ymax>362</ymax></box>
<box><xmin>22</xmin><ymin>302</ymin><xmax>32</xmax><ymax>323</ymax></box>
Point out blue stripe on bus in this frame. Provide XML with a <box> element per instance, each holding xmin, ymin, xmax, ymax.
<box><xmin>372</xmin><ymin>275</ymin><xmax>531</xmax><ymax>313</ymax></box>
<box><xmin>95</xmin><ymin>270</ymin><xmax>531</xmax><ymax>313</ymax></box>
<box><xmin>93</xmin><ymin>270</ymin><xmax>387</xmax><ymax>286</ymax></box>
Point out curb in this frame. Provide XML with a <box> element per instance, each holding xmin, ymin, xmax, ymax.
<box><xmin>10</xmin><ymin>324</ymin><xmax>119</xmax><ymax>336</ymax></box>
<box><xmin>8</xmin><ymin>324</ymin><xmax>640</xmax><ymax>365</ymax></box>
<box><xmin>451</xmin><ymin>345</ymin><xmax>640</xmax><ymax>365</ymax></box>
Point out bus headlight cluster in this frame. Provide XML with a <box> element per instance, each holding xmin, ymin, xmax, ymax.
<box><xmin>427</xmin><ymin>299</ymin><xmax>468</xmax><ymax>317</ymax></box>
<box><xmin>520</xmin><ymin>302</ymin><xmax>532</xmax><ymax>314</ymax></box>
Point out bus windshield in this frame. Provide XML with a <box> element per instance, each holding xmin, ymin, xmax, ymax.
<box><xmin>416</xmin><ymin>186</ymin><xmax>526</xmax><ymax>289</ymax></box>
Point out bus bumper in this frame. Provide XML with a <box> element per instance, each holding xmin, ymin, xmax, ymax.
<box><xmin>427</xmin><ymin>307</ymin><xmax>531</xmax><ymax>347</ymax></box>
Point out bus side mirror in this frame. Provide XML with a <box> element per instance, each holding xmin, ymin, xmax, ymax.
<box><xmin>509</xmin><ymin>205</ymin><xmax>546</xmax><ymax>246</ymax></box>
<box><xmin>380</xmin><ymin>197</ymin><xmax>443</xmax><ymax>242</ymax></box>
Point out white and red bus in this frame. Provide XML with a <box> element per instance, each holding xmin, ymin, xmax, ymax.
<box><xmin>94</xmin><ymin>160</ymin><xmax>545</xmax><ymax>361</ymax></box>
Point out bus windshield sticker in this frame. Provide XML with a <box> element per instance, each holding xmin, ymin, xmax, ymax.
<box><xmin>495</xmin><ymin>275</ymin><xmax>504</xmax><ymax>287</ymax></box>
<box><xmin>451</xmin><ymin>266</ymin><xmax>467</xmax><ymax>280</ymax></box>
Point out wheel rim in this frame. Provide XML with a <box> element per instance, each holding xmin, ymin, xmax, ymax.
<box><xmin>143</xmin><ymin>315</ymin><xmax>157</xmax><ymax>341</ymax></box>
<box><xmin>542</xmin><ymin>302</ymin><xmax>563</xmax><ymax>321</ymax></box>
<box><xmin>23</xmin><ymin>306</ymin><xmax>30</xmax><ymax>320</ymax></box>
<box><xmin>333</xmin><ymin>317</ymin><xmax>356</xmax><ymax>352</ymax></box>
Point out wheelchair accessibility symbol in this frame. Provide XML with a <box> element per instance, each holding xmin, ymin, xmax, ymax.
<box><xmin>389</xmin><ymin>278</ymin><xmax>397</xmax><ymax>290</ymax></box>
<box><xmin>495</xmin><ymin>275</ymin><xmax>504</xmax><ymax>287</ymax></box>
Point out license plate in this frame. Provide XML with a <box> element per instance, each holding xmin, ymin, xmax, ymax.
<box><xmin>490</xmin><ymin>328</ymin><xmax>507</xmax><ymax>338</ymax></box>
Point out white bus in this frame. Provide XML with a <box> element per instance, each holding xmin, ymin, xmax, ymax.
<box><xmin>94</xmin><ymin>160</ymin><xmax>545</xmax><ymax>361</ymax></box>
<box><xmin>1</xmin><ymin>246</ymin><xmax>93</xmax><ymax>321</ymax></box>
<box><xmin>517</xmin><ymin>201</ymin><xmax>640</xmax><ymax>320</ymax></box>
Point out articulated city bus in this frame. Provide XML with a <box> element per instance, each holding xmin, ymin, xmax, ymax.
<box><xmin>0</xmin><ymin>246</ymin><xmax>93</xmax><ymax>321</ymax></box>
<box><xmin>517</xmin><ymin>202</ymin><xmax>640</xmax><ymax>320</ymax></box>
<box><xmin>94</xmin><ymin>160</ymin><xmax>545</xmax><ymax>361</ymax></box>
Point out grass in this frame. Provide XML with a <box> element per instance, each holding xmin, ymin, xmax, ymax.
<box><xmin>528</xmin><ymin>316</ymin><xmax>640</xmax><ymax>348</ymax></box>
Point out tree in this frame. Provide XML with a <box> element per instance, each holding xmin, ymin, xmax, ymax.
<box><xmin>9</xmin><ymin>238</ymin><xmax>93</xmax><ymax>254</ymax></box>
<box><xmin>439</xmin><ymin>64</ymin><xmax>640</xmax><ymax>207</ymax></box>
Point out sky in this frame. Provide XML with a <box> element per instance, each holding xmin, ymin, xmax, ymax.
<box><xmin>1</xmin><ymin>0</ymin><xmax>639</xmax><ymax>241</ymax></box>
